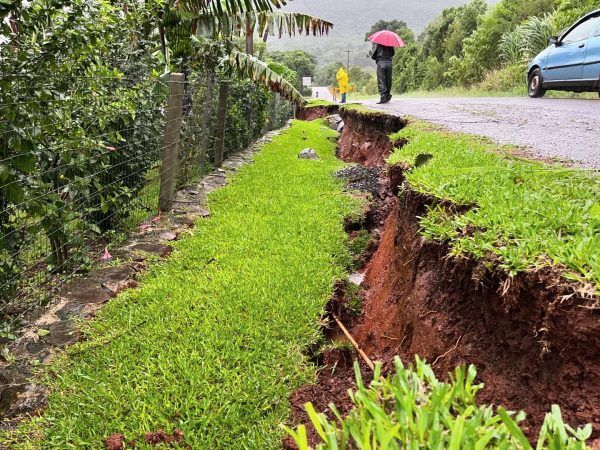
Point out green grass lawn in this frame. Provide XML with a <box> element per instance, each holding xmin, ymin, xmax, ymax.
<box><xmin>389</xmin><ymin>122</ymin><xmax>599</xmax><ymax>292</ymax></box>
<box><xmin>7</xmin><ymin>120</ymin><xmax>359</xmax><ymax>449</ymax></box>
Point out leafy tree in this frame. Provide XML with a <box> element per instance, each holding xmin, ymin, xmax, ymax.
<box><xmin>392</xmin><ymin>43</ymin><xmax>426</xmax><ymax>93</ymax></box>
<box><xmin>443</xmin><ymin>0</ymin><xmax>488</xmax><ymax>61</ymax></box>
<box><xmin>268</xmin><ymin>60</ymin><xmax>300</xmax><ymax>86</ymax></box>
<box><xmin>0</xmin><ymin>0</ymin><xmax>334</xmax><ymax>305</ymax></box>
<box><xmin>315</xmin><ymin>61</ymin><xmax>346</xmax><ymax>86</ymax></box>
<box><xmin>389</xmin><ymin>0</ymin><xmax>561</xmax><ymax>91</ymax></box>
<box><xmin>390</xmin><ymin>0</ymin><xmax>487</xmax><ymax>92</ymax></box>
<box><xmin>552</xmin><ymin>0</ymin><xmax>598</xmax><ymax>31</ymax></box>
<box><xmin>0</xmin><ymin>0</ymin><xmax>166</xmax><ymax>300</ymax></box>
<box><xmin>269</xmin><ymin>50</ymin><xmax>317</xmax><ymax>85</ymax></box>
<box><xmin>160</xmin><ymin>1</ymin><xmax>332</xmax><ymax>102</ymax></box>
<box><xmin>454</xmin><ymin>0</ymin><xmax>557</xmax><ymax>82</ymax></box>
<box><xmin>348</xmin><ymin>67</ymin><xmax>376</xmax><ymax>92</ymax></box>
<box><xmin>420</xmin><ymin>8</ymin><xmax>463</xmax><ymax>60</ymax></box>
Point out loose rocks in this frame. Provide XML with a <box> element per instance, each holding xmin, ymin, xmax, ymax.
<box><xmin>298</xmin><ymin>148</ymin><xmax>320</xmax><ymax>160</ymax></box>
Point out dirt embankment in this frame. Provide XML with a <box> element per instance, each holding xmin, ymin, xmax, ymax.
<box><xmin>337</xmin><ymin>108</ymin><xmax>406</xmax><ymax>167</ymax></box>
<box><xmin>288</xmin><ymin>108</ymin><xmax>600</xmax><ymax>445</ymax></box>
<box><xmin>296</xmin><ymin>104</ymin><xmax>340</xmax><ymax>121</ymax></box>
<box><xmin>354</xmin><ymin>186</ymin><xmax>600</xmax><ymax>436</ymax></box>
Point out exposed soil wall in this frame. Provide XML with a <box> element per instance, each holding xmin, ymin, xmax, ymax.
<box><xmin>288</xmin><ymin>108</ymin><xmax>600</xmax><ymax>445</ymax></box>
<box><xmin>354</xmin><ymin>184</ymin><xmax>600</xmax><ymax>437</ymax></box>
<box><xmin>296</xmin><ymin>104</ymin><xmax>339</xmax><ymax>121</ymax></box>
<box><xmin>337</xmin><ymin>108</ymin><xmax>406</xmax><ymax>167</ymax></box>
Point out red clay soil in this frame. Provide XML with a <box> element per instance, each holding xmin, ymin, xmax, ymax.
<box><xmin>337</xmin><ymin>108</ymin><xmax>406</xmax><ymax>167</ymax></box>
<box><xmin>286</xmin><ymin>110</ymin><xmax>600</xmax><ymax>446</ymax></box>
<box><xmin>296</xmin><ymin>104</ymin><xmax>340</xmax><ymax>121</ymax></box>
<box><xmin>105</xmin><ymin>434</ymin><xmax>126</xmax><ymax>450</ymax></box>
<box><xmin>105</xmin><ymin>429</ymin><xmax>187</xmax><ymax>449</ymax></box>
<box><xmin>353</xmin><ymin>184</ymin><xmax>600</xmax><ymax>437</ymax></box>
<box><xmin>144</xmin><ymin>429</ymin><xmax>186</xmax><ymax>446</ymax></box>
<box><xmin>283</xmin><ymin>348</ymin><xmax>370</xmax><ymax>450</ymax></box>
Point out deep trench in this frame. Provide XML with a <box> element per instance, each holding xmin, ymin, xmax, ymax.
<box><xmin>285</xmin><ymin>106</ymin><xmax>600</xmax><ymax>447</ymax></box>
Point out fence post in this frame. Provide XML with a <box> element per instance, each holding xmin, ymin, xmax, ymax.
<box><xmin>214</xmin><ymin>80</ymin><xmax>229</xmax><ymax>168</ymax></box>
<box><xmin>159</xmin><ymin>72</ymin><xmax>185</xmax><ymax>213</ymax></box>
<box><xmin>198</xmin><ymin>71</ymin><xmax>215</xmax><ymax>169</ymax></box>
<box><xmin>270</xmin><ymin>93</ymin><xmax>280</xmax><ymax>129</ymax></box>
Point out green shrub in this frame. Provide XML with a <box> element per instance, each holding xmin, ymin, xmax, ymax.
<box><xmin>0</xmin><ymin>0</ymin><xmax>166</xmax><ymax>302</ymax></box>
<box><xmin>500</xmin><ymin>14</ymin><xmax>554</xmax><ymax>66</ymax></box>
<box><xmin>284</xmin><ymin>358</ymin><xmax>592</xmax><ymax>449</ymax></box>
<box><xmin>552</xmin><ymin>0</ymin><xmax>598</xmax><ymax>32</ymax></box>
<box><xmin>477</xmin><ymin>64</ymin><xmax>527</xmax><ymax>93</ymax></box>
<box><xmin>455</xmin><ymin>0</ymin><xmax>557</xmax><ymax>83</ymax></box>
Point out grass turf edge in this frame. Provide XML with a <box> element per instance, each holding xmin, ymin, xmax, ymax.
<box><xmin>388</xmin><ymin>121</ymin><xmax>599</xmax><ymax>293</ymax></box>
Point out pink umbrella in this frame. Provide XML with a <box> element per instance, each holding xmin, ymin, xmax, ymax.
<box><xmin>369</xmin><ymin>30</ymin><xmax>405</xmax><ymax>48</ymax></box>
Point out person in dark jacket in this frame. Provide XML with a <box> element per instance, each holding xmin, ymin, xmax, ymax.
<box><xmin>371</xmin><ymin>44</ymin><xmax>395</xmax><ymax>104</ymax></box>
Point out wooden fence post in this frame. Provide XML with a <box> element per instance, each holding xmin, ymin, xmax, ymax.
<box><xmin>198</xmin><ymin>71</ymin><xmax>215</xmax><ymax>169</ymax></box>
<box><xmin>159</xmin><ymin>72</ymin><xmax>185</xmax><ymax>213</ymax></box>
<box><xmin>270</xmin><ymin>93</ymin><xmax>280</xmax><ymax>130</ymax></box>
<box><xmin>214</xmin><ymin>80</ymin><xmax>229</xmax><ymax>168</ymax></box>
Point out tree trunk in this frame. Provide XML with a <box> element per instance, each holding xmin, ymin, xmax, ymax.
<box><xmin>246</xmin><ymin>18</ymin><xmax>254</xmax><ymax>55</ymax></box>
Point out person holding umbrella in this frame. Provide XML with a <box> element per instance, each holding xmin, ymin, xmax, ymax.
<box><xmin>368</xmin><ymin>30</ymin><xmax>405</xmax><ymax>104</ymax></box>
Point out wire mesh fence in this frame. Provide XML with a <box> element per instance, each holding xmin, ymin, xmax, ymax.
<box><xmin>0</xmin><ymin>68</ymin><xmax>293</xmax><ymax>331</ymax></box>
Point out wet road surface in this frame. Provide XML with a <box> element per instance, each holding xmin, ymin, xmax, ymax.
<box><xmin>364</xmin><ymin>97</ymin><xmax>600</xmax><ymax>168</ymax></box>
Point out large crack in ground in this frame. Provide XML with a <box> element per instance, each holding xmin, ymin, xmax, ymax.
<box><xmin>286</xmin><ymin>106</ymin><xmax>600</xmax><ymax>447</ymax></box>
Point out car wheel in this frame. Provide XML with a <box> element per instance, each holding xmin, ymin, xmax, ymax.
<box><xmin>528</xmin><ymin>69</ymin><xmax>546</xmax><ymax>98</ymax></box>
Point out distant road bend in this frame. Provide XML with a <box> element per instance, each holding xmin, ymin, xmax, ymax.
<box><xmin>364</xmin><ymin>97</ymin><xmax>600</xmax><ymax>169</ymax></box>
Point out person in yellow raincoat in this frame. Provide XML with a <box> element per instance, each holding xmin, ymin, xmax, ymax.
<box><xmin>337</xmin><ymin>67</ymin><xmax>349</xmax><ymax>104</ymax></box>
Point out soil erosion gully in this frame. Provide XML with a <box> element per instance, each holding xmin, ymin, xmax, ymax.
<box><xmin>287</xmin><ymin>104</ymin><xmax>600</xmax><ymax>446</ymax></box>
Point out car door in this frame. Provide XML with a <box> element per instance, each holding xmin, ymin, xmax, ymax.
<box><xmin>583</xmin><ymin>17</ymin><xmax>600</xmax><ymax>82</ymax></box>
<box><xmin>545</xmin><ymin>16</ymin><xmax>599</xmax><ymax>82</ymax></box>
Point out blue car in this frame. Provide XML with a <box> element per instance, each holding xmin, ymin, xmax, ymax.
<box><xmin>527</xmin><ymin>9</ymin><xmax>600</xmax><ymax>98</ymax></box>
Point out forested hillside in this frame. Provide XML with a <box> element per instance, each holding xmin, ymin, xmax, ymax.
<box><xmin>275</xmin><ymin>0</ymin><xmax>599</xmax><ymax>95</ymax></box>
<box><xmin>391</xmin><ymin>0</ymin><xmax>598</xmax><ymax>94</ymax></box>
<box><xmin>271</xmin><ymin>0</ymin><xmax>499</xmax><ymax>68</ymax></box>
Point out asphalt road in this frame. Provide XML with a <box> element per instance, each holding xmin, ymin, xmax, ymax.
<box><xmin>312</xmin><ymin>86</ymin><xmax>335</xmax><ymax>102</ymax></box>
<box><xmin>363</xmin><ymin>97</ymin><xmax>600</xmax><ymax>169</ymax></box>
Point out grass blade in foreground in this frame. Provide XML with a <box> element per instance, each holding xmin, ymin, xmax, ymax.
<box><xmin>286</xmin><ymin>358</ymin><xmax>591</xmax><ymax>449</ymax></box>
<box><xmin>6</xmin><ymin>120</ymin><xmax>359</xmax><ymax>448</ymax></box>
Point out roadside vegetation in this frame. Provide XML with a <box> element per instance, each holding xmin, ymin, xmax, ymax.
<box><xmin>274</xmin><ymin>0</ymin><xmax>599</xmax><ymax>99</ymax></box>
<box><xmin>388</xmin><ymin>121</ymin><xmax>599</xmax><ymax>293</ymax></box>
<box><xmin>315</xmin><ymin>64</ymin><xmax>380</xmax><ymax>97</ymax></box>
<box><xmin>0</xmin><ymin>0</ymin><xmax>329</xmax><ymax>326</ymax></box>
<box><xmin>4</xmin><ymin>120</ymin><xmax>360</xmax><ymax>448</ymax></box>
<box><xmin>377</xmin><ymin>0</ymin><xmax>598</xmax><ymax>95</ymax></box>
<box><xmin>285</xmin><ymin>358</ymin><xmax>592</xmax><ymax>449</ymax></box>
